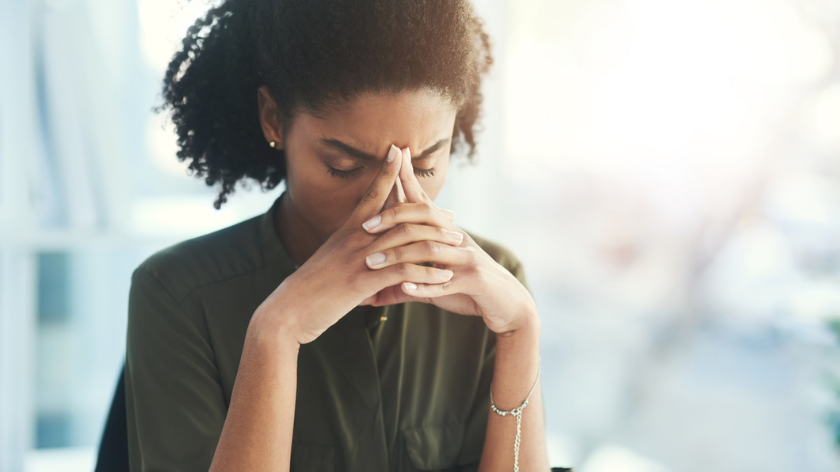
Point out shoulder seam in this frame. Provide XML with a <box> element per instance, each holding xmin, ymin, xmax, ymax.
<box><xmin>176</xmin><ymin>263</ymin><xmax>268</xmax><ymax>304</ymax></box>
<box><xmin>132</xmin><ymin>265</ymin><xmax>182</xmax><ymax>308</ymax></box>
<box><xmin>137</xmin><ymin>262</ymin><xmax>269</xmax><ymax>306</ymax></box>
<box><xmin>136</xmin><ymin>215</ymin><xmax>271</xmax><ymax>304</ymax></box>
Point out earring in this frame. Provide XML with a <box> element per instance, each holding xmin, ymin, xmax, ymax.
<box><xmin>269</xmin><ymin>141</ymin><xmax>276</xmax><ymax>148</ymax></box>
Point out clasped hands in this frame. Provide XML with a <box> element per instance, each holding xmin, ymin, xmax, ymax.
<box><xmin>258</xmin><ymin>145</ymin><xmax>537</xmax><ymax>346</ymax></box>
<box><xmin>358</xmin><ymin>145</ymin><xmax>536</xmax><ymax>329</ymax></box>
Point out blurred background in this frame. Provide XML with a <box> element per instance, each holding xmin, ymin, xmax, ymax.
<box><xmin>2</xmin><ymin>0</ymin><xmax>840</xmax><ymax>470</ymax></box>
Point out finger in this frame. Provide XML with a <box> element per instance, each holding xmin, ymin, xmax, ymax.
<box><xmin>359</xmin><ymin>294</ymin><xmax>378</xmax><ymax>306</ymax></box>
<box><xmin>399</xmin><ymin>147</ymin><xmax>429</xmax><ymax>203</ymax></box>
<box><xmin>353</xmin><ymin>145</ymin><xmax>402</xmax><ymax>225</ymax></box>
<box><xmin>384</xmin><ymin>146</ymin><xmax>408</xmax><ymax>211</ymax></box>
<box><xmin>364</xmin><ymin>262</ymin><xmax>454</xmax><ymax>291</ymax></box>
<box><xmin>383</xmin><ymin>172</ymin><xmax>406</xmax><ymax>212</ymax></box>
<box><xmin>366</xmin><ymin>240</ymin><xmax>468</xmax><ymax>270</ymax></box>
<box><xmin>368</xmin><ymin>223</ymin><xmax>464</xmax><ymax>255</ymax></box>
<box><xmin>398</xmin><ymin>147</ymin><xmax>455</xmax><ymax>220</ymax></box>
<box><xmin>362</xmin><ymin>202</ymin><xmax>459</xmax><ymax>235</ymax></box>
<box><xmin>370</xmin><ymin>284</ymin><xmax>433</xmax><ymax>306</ymax></box>
<box><xmin>401</xmin><ymin>278</ymin><xmax>461</xmax><ymax>297</ymax></box>
<box><xmin>395</xmin><ymin>173</ymin><xmax>406</xmax><ymax>203</ymax></box>
<box><xmin>384</xmin><ymin>166</ymin><xmax>407</xmax><ymax>210</ymax></box>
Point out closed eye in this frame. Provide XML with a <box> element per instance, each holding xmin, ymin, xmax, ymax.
<box><xmin>414</xmin><ymin>167</ymin><xmax>436</xmax><ymax>178</ymax></box>
<box><xmin>327</xmin><ymin>166</ymin><xmax>363</xmax><ymax>179</ymax></box>
<box><xmin>327</xmin><ymin>165</ymin><xmax>435</xmax><ymax>179</ymax></box>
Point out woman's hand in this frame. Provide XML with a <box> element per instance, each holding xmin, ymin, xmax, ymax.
<box><xmin>363</xmin><ymin>148</ymin><xmax>538</xmax><ymax>336</ymax></box>
<box><xmin>251</xmin><ymin>145</ymin><xmax>460</xmax><ymax>345</ymax></box>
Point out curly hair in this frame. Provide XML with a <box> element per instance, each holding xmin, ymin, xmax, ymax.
<box><xmin>161</xmin><ymin>0</ymin><xmax>494</xmax><ymax>209</ymax></box>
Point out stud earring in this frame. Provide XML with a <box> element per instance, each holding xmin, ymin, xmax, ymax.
<box><xmin>269</xmin><ymin>141</ymin><xmax>276</xmax><ymax>148</ymax></box>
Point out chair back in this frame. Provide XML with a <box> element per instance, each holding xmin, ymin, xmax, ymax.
<box><xmin>94</xmin><ymin>366</ymin><xmax>129</xmax><ymax>472</ymax></box>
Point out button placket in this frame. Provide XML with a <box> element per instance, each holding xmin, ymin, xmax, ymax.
<box><xmin>340</xmin><ymin>307</ymin><xmax>389</xmax><ymax>471</ymax></box>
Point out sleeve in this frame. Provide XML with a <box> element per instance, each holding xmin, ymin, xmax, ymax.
<box><xmin>125</xmin><ymin>266</ymin><xmax>227</xmax><ymax>472</ymax></box>
<box><xmin>457</xmin><ymin>252</ymin><xmax>530</xmax><ymax>472</ymax></box>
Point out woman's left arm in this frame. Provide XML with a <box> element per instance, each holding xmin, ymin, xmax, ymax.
<box><xmin>363</xmin><ymin>148</ymin><xmax>551</xmax><ymax>471</ymax></box>
<box><xmin>480</xmin><ymin>309</ymin><xmax>548</xmax><ymax>472</ymax></box>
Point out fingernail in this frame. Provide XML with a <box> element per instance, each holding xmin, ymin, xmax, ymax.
<box><xmin>387</xmin><ymin>145</ymin><xmax>398</xmax><ymax>162</ymax></box>
<box><xmin>366</xmin><ymin>252</ymin><xmax>386</xmax><ymax>266</ymax></box>
<box><xmin>448</xmin><ymin>231</ymin><xmax>463</xmax><ymax>243</ymax></box>
<box><xmin>404</xmin><ymin>282</ymin><xmax>418</xmax><ymax>291</ymax></box>
<box><xmin>441</xmin><ymin>209</ymin><xmax>456</xmax><ymax>220</ymax></box>
<box><xmin>362</xmin><ymin>215</ymin><xmax>381</xmax><ymax>231</ymax></box>
<box><xmin>438</xmin><ymin>269</ymin><xmax>453</xmax><ymax>278</ymax></box>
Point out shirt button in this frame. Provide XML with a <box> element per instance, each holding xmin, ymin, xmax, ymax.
<box><xmin>380</xmin><ymin>315</ymin><xmax>388</xmax><ymax>321</ymax></box>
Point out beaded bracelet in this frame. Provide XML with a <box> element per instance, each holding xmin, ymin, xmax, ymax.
<box><xmin>489</xmin><ymin>363</ymin><xmax>541</xmax><ymax>472</ymax></box>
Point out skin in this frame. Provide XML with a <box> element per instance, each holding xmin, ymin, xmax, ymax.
<box><xmin>209</xmin><ymin>88</ymin><xmax>550</xmax><ymax>471</ymax></box>
<box><xmin>270</xmin><ymin>89</ymin><xmax>454</xmax><ymax>267</ymax></box>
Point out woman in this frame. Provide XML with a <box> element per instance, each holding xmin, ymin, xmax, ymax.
<box><xmin>124</xmin><ymin>0</ymin><xmax>549</xmax><ymax>471</ymax></box>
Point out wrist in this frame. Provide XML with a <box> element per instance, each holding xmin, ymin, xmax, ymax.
<box><xmin>248</xmin><ymin>306</ymin><xmax>303</xmax><ymax>352</ymax></box>
<box><xmin>496</xmin><ymin>304</ymin><xmax>540</xmax><ymax>340</ymax></box>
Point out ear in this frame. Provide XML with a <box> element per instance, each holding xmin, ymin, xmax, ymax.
<box><xmin>257</xmin><ymin>86</ymin><xmax>284</xmax><ymax>149</ymax></box>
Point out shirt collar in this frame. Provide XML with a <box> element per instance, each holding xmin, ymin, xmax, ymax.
<box><xmin>259</xmin><ymin>192</ymin><xmax>298</xmax><ymax>281</ymax></box>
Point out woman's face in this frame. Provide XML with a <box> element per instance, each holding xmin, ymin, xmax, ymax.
<box><xmin>260</xmin><ymin>89</ymin><xmax>458</xmax><ymax>239</ymax></box>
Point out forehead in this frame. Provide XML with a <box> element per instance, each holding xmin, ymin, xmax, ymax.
<box><xmin>292</xmin><ymin>90</ymin><xmax>458</xmax><ymax>151</ymax></box>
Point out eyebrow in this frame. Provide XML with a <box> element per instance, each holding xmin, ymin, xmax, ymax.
<box><xmin>318</xmin><ymin>137</ymin><xmax>451</xmax><ymax>161</ymax></box>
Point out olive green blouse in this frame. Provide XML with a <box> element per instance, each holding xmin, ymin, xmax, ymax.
<box><xmin>124</xmin><ymin>195</ymin><xmax>528</xmax><ymax>472</ymax></box>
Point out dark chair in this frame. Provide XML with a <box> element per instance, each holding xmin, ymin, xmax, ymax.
<box><xmin>95</xmin><ymin>365</ymin><xmax>573</xmax><ymax>472</ymax></box>
<box><xmin>95</xmin><ymin>365</ymin><xmax>129</xmax><ymax>472</ymax></box>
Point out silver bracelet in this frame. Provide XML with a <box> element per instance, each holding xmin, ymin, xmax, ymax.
<box><xmin>489</xmin><ymin>363</ymin><xmax>541</xmax><ymax>472</ymax></box>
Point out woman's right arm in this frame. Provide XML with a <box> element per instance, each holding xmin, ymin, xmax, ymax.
<box><xmin>208</xmin><ymin>309</ymin><xmax>301</xmax><ymax>471</ymax></box>
<box><xmin>208</xmin><ymin>145</ymin><xmax>458</xmax><ymax>471</ymax></box>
